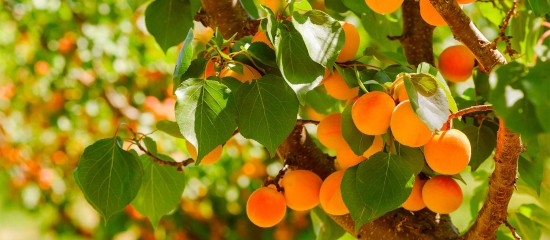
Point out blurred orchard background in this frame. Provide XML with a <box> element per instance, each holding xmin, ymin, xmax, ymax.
<box><xmin>1</xmin><ymin>0</ymin><xmax>550</xmax><ymax>239</ymax></box>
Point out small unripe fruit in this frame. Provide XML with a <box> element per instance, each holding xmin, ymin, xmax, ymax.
<box><xmin>422</xmin><ymin>176</ymin><xmax>463</xmax><ymax>214</ymax></box>
<box><xmin>438</xmin><ymin>45</ymin><xmax>475</xmax><ymax>82</ymax></box>
<box><xmin>390</xmin><ymin>101</ymin><xmax>433</xmax><ymax>147</ymax></box>
<box><xmin>336</xmin><ymin>22</ymin><xmax>360</xmax><ymax>63</ymax></box>
<box><xmin>247</xmin><ymin>186</ymin><xmax>287</xmax><ymax>227</ymax></box>
<box><xmin>186</xmin><ymin>141</ymin><xmax>223</xmax><ymax>165</ymax></box>
<box><xmin>351</xmin><ymin>91</ymin><xmax>396</xmax><ymax>135</ymax></box>
<box><xmin>424</xmin><ymin>129</ymin><xmax>471</xmax><ymax>175</ymax></box>
<box><xmin>281</xmin><ymin>170</ymin><xmax>323</xmax><ymax>211</ymax></box>
<box><xmin>319</xmin><ymin>170</ymin><xmax>349</xmax><ymax>215</ymax></box>
<box><xmin>316</xmin><ymin>113</ymin><xmax>347</xmax><ymax>150</ymax></box>
<box><xmin>323</xmin><ymin>69</ymin><xmax>358</xmax><ymax>100</ymax></box>
<box><xmin>402</xmin><ymin>176</ymin><xmax>426</xmax><ymax>211</ymax></box>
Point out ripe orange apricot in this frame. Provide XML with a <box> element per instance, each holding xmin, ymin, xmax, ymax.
<box><xmin>457</xmin><ymin>0</ymin><xmax>475</xmax><ymax>4</ymax></box>
<box><xmin>390</xmin><ymin>100</ymin><xmax>433</xmax><ymax>147</ymax></box>
<box><xmin>281</xmin><ymin>170</ymin><xmax>323</xmax><ymax>211</ymax></box>
<box><xmin>186</xmin><ymin>141</ymin><xmax>223</xmax><ymax>165</ymax></box>
<box><xmin>365</xmin><ymin>0</ymin><xmax>404</xmax><ymax>14</ymax></box>
<box><xmin>362</xmin><ymin>135</ymin><xmax>384</xmax><ymax>158</ymax></box>
<box><xmin>246</xmin><ymin>186</ymin><xmax>287</xmax><ymax>227</ymax></box>
<box><xmin>424</xmin><ymin>129</ymin><xmax>471</xmax><ymax>175</ymax></box>
<box><xmin>219</xmin><ymin>63</ymin><xmax>262</xmax><ymax>83</ymax></box>
<box><xmin>252</xmin><ymin>30</ymin><xmax>273</xmax><ymax>49</ymax></box>
<box><xmin>322</xmin><ymin>69</ymin><xmax>359</xmax><ymax>100</ymax></box>
<box><xmin>422</xmin><ymin>176</ymin><xmax>463</xmax><ymax>214</ymax></box>
<box><xmin>402</xmin><ymin>176</ymin><xmax>426</xmax><ymax>211</ymax></box>
<box><xmin>336</xmin><ymin>22</ymin><xmax>360</xmax><ymax>63</ymax></box>
<box><xmin>319</xmin><ymin>170</ymin><xmax>349</xmax><ymax>215</ymax></box>
<box><xmin>258</xmin><ymin>0</ymin><xmax>282</xmax><ymax>13</ymax></box>
<box><xmin>390</xmin><ymin>77</ymin><xmax>409</xmax><ymax>103</ymax></box>
<box><xmin>316</xmin><ymin>113</ymin><xmax>347</xmax><ymax>150</ymax></box>
<box><xmin>351</xmin><ymin>91</ymin><xmax>396</xmax><ymax>135</ymax></box>
<box><xmin>419</xmin><ymin>0</ymin><xmax>447</xmax><ymax>26</ymax></box>
<box><xmin>202</xmin><ymin>59</ymin><xmax>215</xmax><ymax>78</ymax></box>
<box><xmin>438</xmin><ymin>45</ymin><xmax>476</xmax><ymax>82</ymax></box>
<box><xmin>305</xmin><ymin>107</ymin><xmax>325</xmax><ymax>122</ymax></box>
<box><xmin>336</xmin><ymin>144</ymin><xmax>366</xmax><ymax>169</ymax></box>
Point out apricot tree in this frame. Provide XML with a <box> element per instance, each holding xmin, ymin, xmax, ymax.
<box><xmin>73</xmin><ymin>0</ymin><xmax>550</xmax><ymax>239</ymax></box>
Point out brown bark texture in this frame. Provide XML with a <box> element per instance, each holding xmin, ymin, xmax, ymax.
<box><xmin>400</xmin><ymin>0</ymin><xmax>436</xmax><ymax>66</ymax></box>
<box><xmin>196</xmin><ymin>0</ymin><xmax>259</xmax><ymax>39</ymax></box>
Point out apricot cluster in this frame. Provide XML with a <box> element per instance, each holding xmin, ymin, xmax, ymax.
<box><xmin>402</xmin><ymin>175</ymin><xmax>463</xmax><ymax>214</ymax></box>
<box><xmin>246</xmin><ymin>170</ymin><xmax>325</xmax><ymax>227</ymax></box>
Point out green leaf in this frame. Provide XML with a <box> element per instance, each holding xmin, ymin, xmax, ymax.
<box><xmin>404</xmin><ymin>73</ymin><xmax>449</xmax><ymax>131</ymax></box>
<box><xmin>240</xmin><ymin>0</ymin><xmax>260</xmax><ymax>19</ymax></box>
<box><xmin>526</xmin><ymin>0</ymin><xmax>550</xmax><ymax>17</ymax></box>
<box><xmin>304</xmin><ymin>86</ymin><xmax>340</xmax><ymax>115</ymax></box>
<box><xmin>340</xmin><ymin>104</ymin><xmax>374</xmax><ymax>156</ymax></box>
<box><xmin>145</xmin><ymin>0</ymin><xmax>200</xmax><ymax>53</ymax></box>
<box><xmin>143</xmin><ymin>136</ymin><xmax>158</xmax><ymax>156</ymax></box>
<box><xmin>355</xmin><ymin>153</ymin><xmax>415</xmax><ymax>222</ymax></box>
<box><xmin>156</xmin><ymin>120</ymin><xmax>184</xmax><ymax>139</ymax></box>
<box><xmin>521</xmin><ymin>60</ymin><xmax>550</xmax><ymax>132</ymax></box>
<box><xmin>395</xmin><ymin>144</ymin><xmax>425</xmax><ymax>175</ymax></box>
<box><xmin>176</xmin><ymin>58</ymin><xmax>208</xmax><ymax>90</ymax></box>
<box><xmin>175</xmin><ymin>78</ymin><xmax>237</xmax><ymax>163</ymax></box>
<box><xmin>335</xmin><ymin>65</ymin><xmax>359</xmax><ymax>88</ymax></box>
<box><xmin>310</xmin><ymin>207</ymin><xmax>346</xmax><ymax>240</ymax></box>
<box><xmin>341</xmin><ymin>167</ymin><xmax>373</xmax><ymax>231</ymax></box>
<box><xmin>74</xmin><ymin>138</ymin><xmax>143</xmax><ymax>221</ymax></box>
<box><xmin>276</xmin><ymin>21</ymin><xmax>325</xmax><ymax>84</ymax></box>
<box><xmin>518</xmin><ymin>155</ymin><xmax>543</xmax><ymax>196</ymax></box>
<box><xmin>247</xmin><ymin>42</ymin><xmax>277</xmax><ymax>67</ymax></box>
<box><xmin>510</xmin><ymin>209</ymin><xmax>542</xmax><ymax>240</ymax></box>
<box><xmin>462</xmin><ymin>125</ymin><xmax>496</xmax><ymax>172</ymax></box>
<box><xmin>127</xmin><ymin>0</ymin><xmax>150</xmax><ymax>11</ymax></box>
<box><xmin>324</xmin><ymin>0</ymin><xmax>349</xmax><ymax>13</ymax></box>
<box><xmin>132</xmin><ymin>154</ymin><xmax>185</xmax><ymax>227</ymax></box>
<box><xmin>417</xmin><ymin>62</ymin><xmax>458</xmax><ymax>113</ymax></box>
<box><xmin>235</xmin><ymin>75</ymin><xmax>299</xmax><ymax>155</ymax></box>
<box><xmin>173</xmin><ymin>29</ymin><xmax>194</xmax><ymax>87</ymax></box>
<box><xmin>292</xmin><ymin>10</ymin><xmax>344</xmax><ymax>68</ymax></box>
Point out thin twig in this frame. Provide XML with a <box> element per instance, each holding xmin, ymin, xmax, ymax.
<box><xmin>297</xmin><ymin>119</ymin><xmax>320</xmax><ymax>125</ymax></box>
<box><xmin>447</xmin><ymin>105</ymin><xmax>493</xmax><ymax>121</ymax></box>
<box><xmin>491</xmin><ymin>0</ymin><xmax>519</xmax><ymax>57</ymax></box>
<box><xmin>264</xmin><ymin>163</ymin><xmax>288</xmax><ymax>192</ymax></box>
<box><xmin>504</xmin><ymin>220</ymin><xmax>522</xmax><ymax>240</ymax></box>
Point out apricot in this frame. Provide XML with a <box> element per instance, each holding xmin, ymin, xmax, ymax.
<box><xmin>186</xmin><ymin>141</ymin><xmax>223</xmax><ymax>165</ymax></box>
<box><xmin>362</xmin><ymin>135</ymin><xmax>384</xmax><ymax>158</ymax></box>
<box><xmin>319</xmin><ymin>170</ymin><xmax>349</xmax><ymax>215</ymax></box>
<box><xmin>316</xmin><ymin>113</ymin><xmax>347</xmax><ymax>150</ymax></box>
<box><xmin>422</xmin><ymin>176</ymin><xmax>463</xmax><ymax>214</ymax></box>
<box><xmin>281</xmin><ymin>170</ymin><xmax>323</xmax><ymax>211</ymax></box>
<box><xmin>336</xmin><ymin>22</ymin><xmax>360</xmax><ymax>63</ymax></box>
<box><xmin>351</xmin><ymin>91</ymin><xmax>396</xmax><ymax>135</ymax></box>
<box><xmin>390</xmin><ymin>77</ymin><xmax>409</xmax><ymax>103</ymax></box>
<box><xmin>305</xmin><ymin>107</ymin><xmax>325</xmax><ymax>122</ymax></box>
<box><xmin>438</xmin><ymin>45</ymin><xmax>475</xmax><ymax>82</ymax></box>
<box><xmin>193</xmin><ymin>26</ymin><xmax>214</xmax><ymax>45</ymax></box>
<box><xmin>390</xmin><ymin>100</ymin><xmax>433</xmax><ymax>147</ymax></box>
<box><xmin>457</xmin><ymin>0</ymin><xmax>475</xmax><ymax>4</ymax></box>
<box><xmin>402</xmin><ymin>176</ymin><xmax>426</xmax><ymax>211</ymax></box>
<box><xmin>259</xmin><ymin>0</ymin><xmax>282</xmax><ymax>13</ymax></box>
<box><xmin>219</xmin><ymin>63</ymin><xmax>262</xmax><ymax>83</ymax></box>
<box><xmin>424</xmin><ymin>129</ymin><xmax>471</xmax><ymax>175</ymax></box>
<box><xmin>365</xmin><ymin>0</ymin><xmax>404</xmax><ymax>14</ymax></box>
<box><xmin>322</xmin><ymin>69</ymin><xmax>358</xmax><ymax>100</ymax></box>
<box><xmin>202</xmin><ymin>59</ymin><xmax>215</xmax><ymax>78</ymax></box>
<box><xmin>420</xmin><ymin>0</ymin><xmax>447</xmax><ymax>26</ymax></box>
<box><xmin>336</xmin><ymin>144</ymin><xmax>366</xmax><ymax>169</ymax></box>
<box><xmin>246</xmin><ymin>186</ymin><xmax>287</xmax><ymax>227</ymax></box>
<box><xmin>252</xmin><ymin>30</ymin><xmax>273</xmax><ymax>49</ymax></box>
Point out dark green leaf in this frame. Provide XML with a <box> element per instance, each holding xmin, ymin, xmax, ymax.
<box><xmin>236</xmin><ymin>75</ymin><xmax>299</xmax><ymax>155</ymax></box>
<box><xmin>417</xmin><ymin>62</ymin><xmax>458</xmax><ymax>113</ymax></box>
<box><xmin>325</xmin><ymin>0</ymin><xmax>348</xmax><ymax>12</ymax></box>
<box><xmin>145</xmin><ymin>0</ymin><xmax>200</xmax><ymax>52</ymax></box>
<box><xmin>175</xmin><ymin>78</ymin><xmax>237</xmax><ymax>163</ymax></box>
<box><xmin>173</xmin><ymin>29</ymin><xmax>194</xmax><ymax>86</ymax></box>
<box><xmin>335</xmin><ymin>65</ymin><xmax>359</xmax><ymax>88</ymax></box>
<box><xmin>518</xmin><ymin>155</ymin><xmax>543</xmax><ymax>196</ymax></box>
<box><xmin>403</xmin><ymin>74</ymin><xmax>449</xmax><ymax>131</ymax></box>
<box><xmin>239</xmin><ymin>0</ymin><xmax>260</xmax><ymax>19</ymax></box>
<box><xmin>75</xmin><ymin>138</ymin><xmax>143</xmax><ymax>221</ymax></box>
<box><xmin>304</xmin><ymin>86</ymin><xmax>340</xmax><ymax>115</ymax></box>
<box><xmin>143</xmin><ymin>136</ymin><xmax>158</xmax><ymax>156</ymax></box>
<box><xmin>341</xmin><ymin>104</ymin><xmax>374</xmax><ymax>156</ymax></box>
<box><xmin>462</xmin><ymin>125</ymin><xmax>496</xmax><ymax>172</ymax></box>
<box><xmin>292</xmin><ymin>10</ymin><xmax>344</xmax><ymax>68</ymax></box>
<box><xmin>341</xmin><ymin>167</ymin><xmax>373</xmax><ymax>231</ymax></box>
<box><xmin>132</xmin><ymin>154</ymin><xmax>185</xmax><ymax>227</ymax></box>
<box><xmin>310</xmin><ymin>207</ymin><xmax>346</xmax><ymax>240</ymax></box>
<box><xmin>156</xmin><ymin>120</ymin><xmax>184</xmax><ymax>139</ymax></box>
<box><xmin>276</xmin><ymin>22</ymin><xmax>325</xmax><ymax>84</ymax></box>
<box><xmin>247</xmin><ymin>42</ymin><xmax>277</xmax><ymax>67</ymax></box>
<box><xmin>177</xmin><ymin>58</ymin><xmax>208</xmax><ymax>88</ymax></box>
<box><xmin>395</xmin><ymin>144</ymin><xmax>425</xmax><ymax>174</ymax></box>
<box><xmin>521</xmin><ymin>60</ymin><xmax>550</xmax><ymax>132</ymax></box>
<box><xmin>526</xmin><ymin>0</ymin><xmax>550</xmax><ymax>17</ymax></box>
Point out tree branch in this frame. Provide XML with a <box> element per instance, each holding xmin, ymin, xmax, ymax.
<box><xmin>429</xmin><ymin>0</ymin><xmax>507</xmax><ymax>73</ymax></box>
<box><xmin>196</xmin><ymin>0</ymin><xmax>259</xmax><ymax>39</ymax></box>
<box><xmin>398</xmin><ymin>0</ymin><xmax>436</xmax><ymax>66</ymax></box>
<box><xmin>429</xmin><ymin>1</ymin><xmax>523</xmax><ymax>239</ymax></box>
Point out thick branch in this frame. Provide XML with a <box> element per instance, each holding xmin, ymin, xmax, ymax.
<box><xmin>428</xmin><ymin>1</ymin><xmax>523</xmax><ymax>239</ymax></box>
<box><xmin>429</xmin><ymin>0</ymin><xmax>507</xmax><ymax>72</ymax></box>
<box><xmin>399</xmin><ymin>0</ymin><xmax>436</xmax><ymax>65</ymax></box>
<box><xmin>461</xmin><ymin>121</ymin><xmax>521</xmax><ymax>240</ymax></box>
<box><xmin>278</xmin><ymin>126</ymin><xmax>459</xmax><ymax>239</ymax></box>
<box><xmin>196</xmin><ymin>0</ymin><xmax>259</xmax><ymax>39</ymax></box>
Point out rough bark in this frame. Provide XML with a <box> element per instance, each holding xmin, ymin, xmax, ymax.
<box><xmin>196</xmin><ymin>0</ymin><xmax>259</xmax><ymax>39</ymax></box>
<box><xmin>399</xmin><ymin>0</ymin><xmax>436</xmax><ymax>66</ymax></box>
<box><xmin>278</xmin><ymin>125</ymin><xmax>459</xmax><ymax>240</ymax></box>
<box><xmin>429</xmin><ymin>1</ymin><xmax>522</xmax><ymax>239</ymax></box>
<box><xmin>429</xmin><ymin>0</ymin><xmax>507</xmax><ymax>72</ymax></box>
